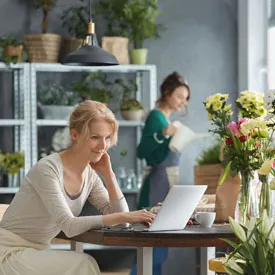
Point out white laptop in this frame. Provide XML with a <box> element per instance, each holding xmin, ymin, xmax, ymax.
<box><xmin>105</xmin><ymin>185</ymin><xmax>207</xmax><ymax>232</ymax></box>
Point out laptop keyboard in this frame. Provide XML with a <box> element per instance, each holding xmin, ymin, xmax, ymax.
<box><xmin>103</xmin><ymin>224</ymin><xmax>149</xmax><ymax>232</ymax></box>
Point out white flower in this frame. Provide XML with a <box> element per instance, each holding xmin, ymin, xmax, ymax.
<box><xmin>258</xmin><ymin>159</ymin><xmax>273</xmax><ymax>175</ymax></box>
<box><xmin>52</xmin><ymin>127</ymin><xmax>71</xmax><ymax>152</ymax></box>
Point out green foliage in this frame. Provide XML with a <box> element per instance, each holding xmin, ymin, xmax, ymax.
<box><xmin>0</xmin><ymin>151</ymin><xmax>25</xmax><ymax>175</ymax></box>
<box><xmin>33</xmin><ymin>0</ymin><xmax>58</xmax><ymax>33</ymax></box>
<box><xmin>196</xmin><ymin>141</ymin><xmax>222</xmax><ymax>165</ymax></box>
<box><xmin>114</xmin><ymin>78</ymin><xmax>142</xmax><ymax>111</ymax></box>
<box><xmin>0</xmin><ymin>37</ymin><xmax>24</xmax><ymax>64</ymax></box>
<box><xmin>94</xmin><ymin>0</ymin><xmax>130</xmax><ymax>37</ymax></box>
<box><xmin>223</xmin><ymin>211</ymin><xmax>275</xmax><ymax>275</ymax></box>
<box><xmin>61</xmin><ymin>0</ymin><xmax>88</xmax><ymax>38</ymax></box>
<box><xmin>34</xmin><ymin>0</ymin><xmax>58</xmax><ymax>9</ymax></box>
<box><xmin>120</xmin><ymin>99</ymin><xmax>143</xmax><ymax>111</ymax></box>
<box><xmin>71</xmin><ymin>71</ymin><xmax>113</xmax><ymax>103</ymax></box>
<box><xmin>114</xmin><ymin>78</ymin><xmax>138</xmax><ymax>100</ymax></box>
<box><xmin>38</xmin><ymin>84</ymin><xmax>80</xmax><ymax>105</ymax></box>
<box><xmin>96</xmin><ymin>0</ymin><xmax>164</xmax><ymax>47</ymax></box>
<box><xmin>122</xmin><ymin>0</ymin><xmax>164</xmax><ymax>48</ymax></box>
<box><xmin>0</xmin><ymin>37</ymin><xmax>23</xmax><ymax>47</ymax></box>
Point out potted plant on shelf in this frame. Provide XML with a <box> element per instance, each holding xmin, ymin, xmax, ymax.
<box><xmin>38</xmin><ymin>84</ymin><xmax>80</xmax><ymax>119</ymax></box>
<box><xmin>1</xmin><ymin>151</ymin><xmax>25</xmax><ymax>188</ymax></box>
<box><xmin>61</xmin><ymin>0</ymin><xmax>88</xmax><ymax>59</ymax></box>
<box><xmin>115</xmin><ymin>78</ymin><xmax>143</xmax><ymax>120</ymax></box>
<box><xmin>24</xmin><ymin>0</ymin><xmax>61</xmax><ymax>63</ymax></box>
<box><xmin>71</xmin><ymin>71</ymin><xmax>113</xmax><ymax>105</ymax></box>
<box><xmin>95</xmin><ymin>0</ymin><xmax>130</xmax><ymax>64</ymax></box>
<box><xmin>122</xmin><ymin>0</ymin><xmax>164</xmax><ymax>64</ymax></box>
<box><xmin>0</xmin><ymin>37</ymin><xmax>24</xmax><ymax>64</ymax></box>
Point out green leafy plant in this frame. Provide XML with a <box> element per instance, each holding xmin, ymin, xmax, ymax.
<box><xmin>114</xmin><ymin>78</ymin><xmax>143</xmax><ymax>111</ymax></box>
<box><xmin>33</xmin><ymin>0</ymin><xmax>58</xmax><ymax>33</ymax></box>
<box><xmin>1</xmin><ymin>152</ymin><xmax>25</xmax><ymax>175</ymax></box>
<box><xmin>120</xmin><ymin>99</ymin><xmax>143</xmax><ymax>111</ymax></box>
<box><xmin>0</xmin><ymin>37</ymin><xmax>24</xmax><ymax>64</ymax></box>
<box><xmin>38</xmin><ymin>84</ymin><xmax>80</xmax><ymax>105</ymax></box>
<box><xmin>94</xmin><ymin>0</ymin><xmax>130</xmax><ymax>36</ymax></box>
<box><xmin>122</xmin><ymin>0</ymin><xmax>164</xmax><ymax>48</ymax></box>
<box><xmin>61</xmin><ymin>0</ymin><xmax>88</xmax><ymax>38</ymax></box>
<box><xmin>196</xmin><ymin>141</ymin><xmax>222</xmax><ymax>165</ymax></box>
<box><xmin>222</xmin><ymin>211</ymin><xmax>275</xmax><ymax>275</ymax></box>
<box><xmin>0</xmin><ymin>37</ymin><xmax>23</xmax><ymax>48</ymax></box>
<box><xmin>71</xmin><ymin>71</ymin><xmax>113</xmax><ymax>104</ymax></box>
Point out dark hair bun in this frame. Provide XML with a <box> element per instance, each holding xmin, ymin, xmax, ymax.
<box><xmin>159</xmin><ymin>71</ymin><xmax>190</xmax><ymax>101</ymax></box>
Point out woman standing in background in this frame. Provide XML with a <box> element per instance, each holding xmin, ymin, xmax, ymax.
<box><xmin>131</xmin><ymin>71</ymin><xmax>191</xmax><ymax>275</ymax></box>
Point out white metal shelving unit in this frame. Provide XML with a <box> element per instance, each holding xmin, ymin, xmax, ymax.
<box><xmin>0</xmin><ymin>63</ymin><xmax>31</xmax><ymax>194</ymax></box>
<box><xmin>0</xmin><ymin>62</ymin><xmax>157</xmax><ymax>198</ymax></box>
<box><xmin>29</xmin><ymin>63</ymin><xmax>157</xmax><ymax>175</ymax></box>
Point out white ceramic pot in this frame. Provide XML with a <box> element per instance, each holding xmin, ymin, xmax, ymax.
<box><xmin>121</xmin><ymin>110</ymin><xmax>143</xmax><ymax>121</ymax></box>
<box><xmin>40</xmin><ymin>105</ymin><xmax>74</xmax><ymax>120</ymax></box>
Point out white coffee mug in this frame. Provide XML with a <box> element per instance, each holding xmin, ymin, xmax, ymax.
<box><xmin>195</xmin><ymin>212</ymin><xmax>216</xmax><ymax>228</ymax></box>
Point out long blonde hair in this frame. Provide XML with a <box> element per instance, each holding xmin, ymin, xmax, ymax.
<box><xmin>69</xmin><ymin>100</ymin><xmax>118</xmax><ymax>146</ymax></box>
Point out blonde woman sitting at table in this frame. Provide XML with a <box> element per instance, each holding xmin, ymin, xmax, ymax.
<box><xmin>0</xmin><ymin>100</ymin><xmax>155</xmax><ymax>275</ymax></box>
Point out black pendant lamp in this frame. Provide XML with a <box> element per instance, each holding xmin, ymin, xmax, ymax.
<box><xmin>62</xmin><ymin>0</ymin><xmax>118</xmax><ymax>66</ymax></box>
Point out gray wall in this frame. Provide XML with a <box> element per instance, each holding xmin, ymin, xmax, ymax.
<box><xmin>0</xmin><ymin>0</ymin><xmax>238</xmax><ymax>274</ymax></box>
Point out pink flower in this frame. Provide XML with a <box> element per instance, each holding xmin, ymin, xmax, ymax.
<box><xmin>238</xmin><ymin>118</ymin><xmax>249</xmax><ymax>126</ymax></box>
<box><xmin>227</xmin><ymin>122</ymin><xmax>239</xmax><ymax>136</ymax></box>
<box><xmin>256</xmin><ymin>142</ymin><xmax>261</xmax><ymax>148</ymax></box>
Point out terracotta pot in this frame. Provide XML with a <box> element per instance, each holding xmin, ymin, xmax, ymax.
<box><xmin>3</xmin><ymin>45</ymin><xmax>23</xmax><ymax>63</ymax></box>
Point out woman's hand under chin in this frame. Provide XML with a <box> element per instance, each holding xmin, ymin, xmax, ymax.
<box><xmin>89</xmin><ymin>152</ymin><xmax>113</xmax><ymax>178</ymax></box>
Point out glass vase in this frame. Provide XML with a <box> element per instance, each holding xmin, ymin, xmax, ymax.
<box><xmin>258</xmin><ymin>174</ymin><xmax>271</xmax><ymax>217</ymax></box>
<box><xmin>235</xmin><ymin>170</ymin><xmax>258</xmax><ymax>224</ymax></box>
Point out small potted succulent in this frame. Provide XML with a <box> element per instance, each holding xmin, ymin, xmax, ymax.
<box><xmin>115</xmin><ymin>78</ymin><xmax>143</xmax><ymax>120</ymax></box>
<box><xmin>38</xmin><ymin>84</ymin><xmax>80</xmax><ymax>119</ymax></box>
<box><xmin>24</xmin><ymin>0</ymin><xmax>61</xmax><ymax>63</ymax></box>
<box><xmin>61</xmin><ymin>0</ymin><xmax>88</xmax><ymax>58</ymax></box>
<box><xmin>71</xmin><ymin>71</ymin><xmax>113</xmax><ymax>105</ymax></box>
<box><xmin>0</xmin><ymin>37</ymin><xmax>24</xmax><ymax>64</ymax></box>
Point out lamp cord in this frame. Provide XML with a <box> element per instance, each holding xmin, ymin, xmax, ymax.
<box><xmin>88</xmin><ymin>0</ymin><xmax>92</xmax><ymax>22</ymax></box>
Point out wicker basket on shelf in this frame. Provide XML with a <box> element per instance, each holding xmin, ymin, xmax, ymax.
<box><xmin>24</xmin><ymin>34</ymin><xmax>61</xmax><ymax>63</ymax></box>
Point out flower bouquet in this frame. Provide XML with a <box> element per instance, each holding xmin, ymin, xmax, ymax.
<box><xmin>204</xmin><ymin>91</ymin><xmax>272</xmax><ymax>223</ymax></box>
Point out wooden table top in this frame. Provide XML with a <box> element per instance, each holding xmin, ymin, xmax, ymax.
<box><xmin>57</xmin><ymin>224</ymin><xmax>236</xmax><ymax>248</ymax></box>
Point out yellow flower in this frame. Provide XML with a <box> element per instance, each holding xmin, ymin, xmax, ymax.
<box><xmin>208</xmin><ymin>113</ymin><xmax>213</xmax><ymax>120</ymax></box>
<box><xmin>258</xmin><ymin>159</ymin><xmax>273</xmax><ymax>175</ymax></box>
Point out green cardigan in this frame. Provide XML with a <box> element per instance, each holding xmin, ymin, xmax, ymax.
<box><xmin>137</xmin><ymin>110</ymin><xmax>171</xmax><ymax>209</ymax></box>
<box><xmin>137</xmin><ymin>110</ymin><xmax>171</xmax><ymax>165</ymax></box>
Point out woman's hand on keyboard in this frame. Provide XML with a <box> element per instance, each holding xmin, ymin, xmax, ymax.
<box><xmin>125</xmin><ymin>209</ymin><xmax>156</xmax><ymax>226</ymax></box>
